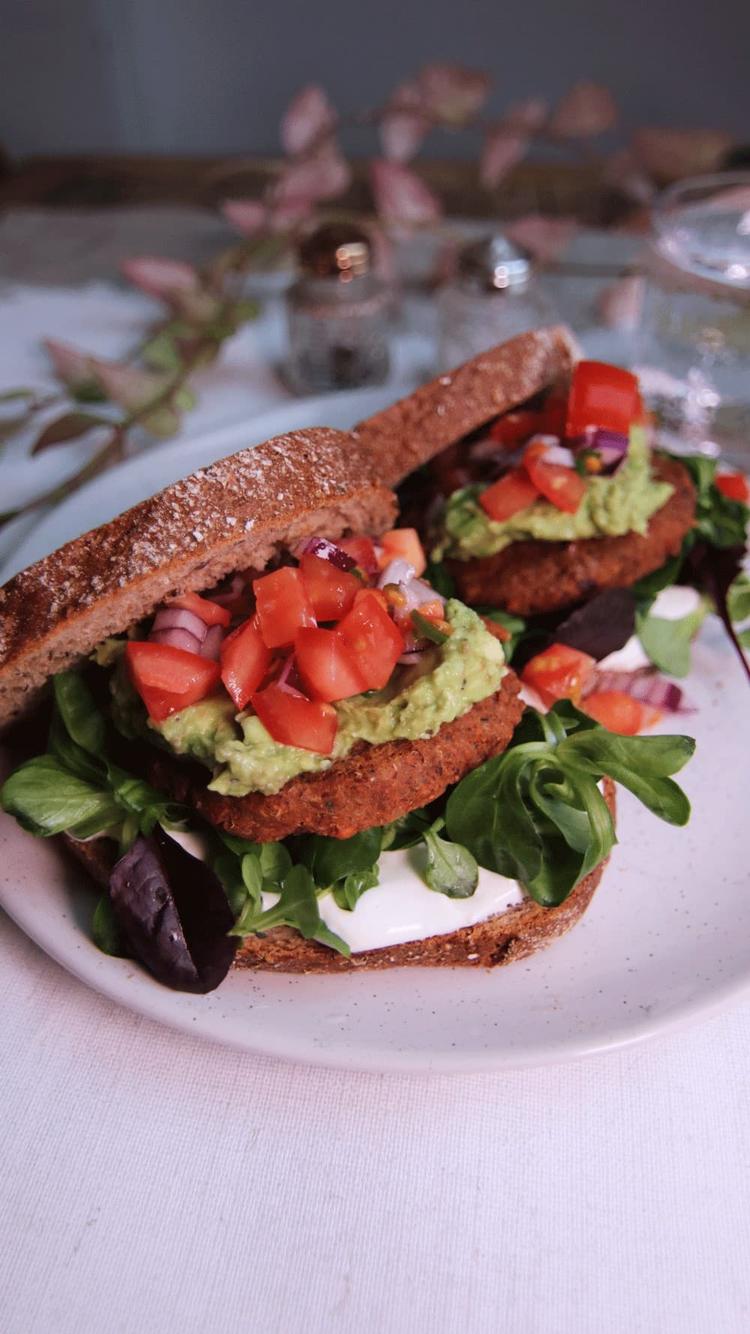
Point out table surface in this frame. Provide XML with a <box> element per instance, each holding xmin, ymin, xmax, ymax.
<box><xmin>1</xmin><ymin>209</ymin><xmax>748</xmax><ymax>1334</ymax></box>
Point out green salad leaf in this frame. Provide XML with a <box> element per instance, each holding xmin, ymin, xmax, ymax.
<box><xmin>0</xmin><ymin>670</ymin><xmax>189</xmax><ymax>848</ymax></box>
<box><xmin>1</xmin><ymin>756</ymin><xmax>123</xmax><ymax>839</ymax></box>
<box><xmin>446</xmin><ymin>702</ymin><xmax>694</xmax><ymax>907</ymax></box>
<box><xmin>422</xmin><ymin>819</ymin><xmax>478</xmax><ymax>898</ymax></box>
<box><xmin>91</xmin><ymin>895</ymin><xmax>127</xmax><ymax>957</ymax></box>
<box><xmin>332</xmin><ymin>867</ymin><xmax>380</xmax><ymax>911</ymax></box>
<box><xmin>728</xmin><ymin>572</ymin><xmax>750</xmax><ymax>626</ymax></box>
<box><xmin>635</xmin><ymin>601</ymin><xmax>707</xmax><ymax>678</ymax></box>
<box><xmin>229</xmin><ymin>864</ymin><xmax>350</xmax><ymax>956</ymax></box>
<box><xmin>678</xmin><ymin>454</ymin><xmax>749</xmax><ymax>550</ymax></box>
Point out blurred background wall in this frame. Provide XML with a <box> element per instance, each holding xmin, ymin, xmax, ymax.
<box><xmin>0</xmin><ymin>0</ymin><xmax>748</xmax><ymax>158</ymax></box>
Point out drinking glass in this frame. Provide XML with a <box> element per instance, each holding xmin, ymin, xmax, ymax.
<box><xmin>637</xmin><ymin>172</ymin><xmax>750</xmax><ymax>465</ymax></box>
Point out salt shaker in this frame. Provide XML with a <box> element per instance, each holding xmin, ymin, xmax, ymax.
<box><xmin>285</xmin><ymin>223</ymin><xmax>390</xmax><ymax>393</ymax></box>
<box><xmin>437</xmin><ymin>234</ymin><xmax>554</xmax><ymax>369</ymax></box>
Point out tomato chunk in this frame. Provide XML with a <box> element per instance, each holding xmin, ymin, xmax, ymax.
<box><xmin>251</xmin><ymin>683</ymin><xmax>337</xmax><ymax>754</ymax></box>
<box><xmin>169</xmin><ymin>590</ymin><xmax>231</xmax><ymax>627</ymax></box>
<box><xmin>125</xmin><ymin>642</ymin><xmax>220</xmax><ymax>722</ymax></box>
<box><xmin>521</xmin><ymin>643</ymin><xmax>596</xmax><ymax>708</ymax></box>
<box><xmin>299</xmin><ymin>554</ymin><xmax>361</xmax><ymax>621</ymax></box>
<box><xmin>253</xmin><ymin>567</ymin><xmax>316</xmax><ymax>648</ymax></box>
<box><xmin>583</xmin><ymin>690</ymin><xmax>661</xmax><ymax>735</ymax></box>
<box><xmin>523</xmin><ymin>442</ymin><xmax>587</xmax><ymax>514</ymax></box>
<box><xmin>715</xmin><ymin>471</ymin><xmax>750</xmax><ymax>504</ymax></box>
<box><xmin>379</xmin><ymin>528</ymin><xmax>427</xmax><ymax>575</ymax></box>
<box><xmin>295</xmin><ymin>627</ymin><xmax>368</xmax><ymax>702</ymax></box>
<box><xmin>337</xmin><ymin>536</ymin><xmax>380</xmax><ymax>578</ymax></box>
<box><xmin>480</xmin><ymin>468</ymin><xmax>540</xmax><ymax>521</ymax></box>
<box><xmin>488</xmin><ymin>395</ymin><xmax>567</xmax><ymax>448</ymax></box>
<box><xmin>220</xmin><ymin>618</ymin><xmax>271</xmax><ymax>710</ymax></box>
<box><xmin>336</xmin><ymin>591</ymin><xmax>405</xmax><ymax>690</ymax></box>
<box><xmin>566</xmin><ymin>360</ymin><xmax>641</xmax><ymax>438</ymax></box>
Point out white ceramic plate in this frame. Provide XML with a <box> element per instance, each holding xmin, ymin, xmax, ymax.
<box><xmin>1</xmin><ymin>394</ymin><xmax>748</xmax><ymax>1071</ymax></box>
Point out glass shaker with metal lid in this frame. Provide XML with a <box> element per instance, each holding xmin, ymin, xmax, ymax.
<box><xmin>285</xmin><ymin>222</ymin><xmax>391</xmax><ymax>393</ymax></box>
<box><xmin>437</xmin><ymin>233</ymin><xmax>554</xmax><ymax>369</ymax></box>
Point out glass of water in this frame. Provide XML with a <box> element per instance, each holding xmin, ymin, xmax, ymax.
<box><xmin>637</xmin><ymin>172</ymin><xmax>750</xmax><ymax>465</ymax></box>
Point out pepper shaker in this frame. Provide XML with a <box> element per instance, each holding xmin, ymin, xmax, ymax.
<box><xmin>285</xmin><ymin>223</ymin><xmax>391</xmax><ymax>393</ymax></box>
<box><xmin>437</xmin><ymin>234</ymin><xmax>554</xmax><ymax>369</ymax></box>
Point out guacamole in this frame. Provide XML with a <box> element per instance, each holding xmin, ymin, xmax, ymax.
<box><xmin>435</xmin><ymin>429</ymin><xmax>673</xmax><ymax>561</ymax></box>
<box><xmin>110</xmin><ymin>601</ymin><xmax>506</xmax><ymax>798</ymax></box>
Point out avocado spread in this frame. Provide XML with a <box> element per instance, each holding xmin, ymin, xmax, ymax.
<box><xmin>109</xmin><ymin>600</ymin><xmax>506</xmax><ymax>798</ymax></box>
<box><xmin>435</xmin><ymin>428</ymin><xmax>673</xmax><ymax>561</ymax></box>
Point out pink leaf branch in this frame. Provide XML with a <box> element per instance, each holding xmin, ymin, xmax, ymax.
<box><xmin>369</xmin><ymin>160</ymin><xmax>443</xmax><ymax>226</ymax></box>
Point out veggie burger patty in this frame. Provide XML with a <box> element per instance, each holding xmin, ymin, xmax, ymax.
<box><xmin>145</xmin><ymin>671</ymin><xmax>524</xmax><ymax>842</ymax></box>
<box><xmin>446</xmin><ymin>455</ymin><xmax>697</xmax><ymax>616</ymax></box>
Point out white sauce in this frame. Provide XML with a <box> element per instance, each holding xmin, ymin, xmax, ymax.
<box><xmin>597</xmin><ymin>637</ymin><xmax>651</xmax><ymax>673</ymax></box>
<box><xmin>649</xmin><ymin>585</ymin><xmax>702</xmax><ymax>622</ymax></box>
<box><xmin>316</xmin><ymin>854</ymin><xmax>524</xmax><ymax>954</ymax></box>
<box><xmin>166</xmin><ymin>830</ymin><xmax>525</xmax><ymax>955</ymax></box>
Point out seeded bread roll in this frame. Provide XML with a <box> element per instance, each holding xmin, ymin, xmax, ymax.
<box><xmin>0</xmin><ymin>428</ymin><xmax>396</xmax><ymax>730</ymax></box>
<box><xmin>353</xmin><ymin>325</ymin><xmax>579</xmax><ymax>487</ymax></box>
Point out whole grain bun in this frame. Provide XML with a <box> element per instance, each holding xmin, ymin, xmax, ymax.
<box><xmin>353</xmin><ymin>325</ymin><xmax>579</xmax><ymax>487</ymax></box>
<box><xmin>62</xmin><ymin>779</ymin><xmax>615</xmax><ymax>973</ymax></box>
<box><xmin>0</xmin><ymin>428</ymin><xmax>396</xmax><ymax>730</ymax></box>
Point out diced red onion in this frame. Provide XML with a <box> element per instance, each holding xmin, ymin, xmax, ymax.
<box><xmin>589</xmin><ymin>669</ymin><xmax>696</xmax><ymax>713</ymax></box>
<box><xmin>150</xmin><ymin>628</ymin><xmax>204</xmax><ymax>655</ymax></box>
<box><xmin>152</xmin><ymin>607</ymin><xmax>208</xmax><ymax>640</ymax></box>
<box><xmin>297</xmin><ymin>536</ymin><xmax>357</xmax><ymax>571</ymax></box>
<box><xmin>275</xmin><ymin>654</ymin><xmax>307</xmax><ymax>697</ymax></box>
<box><xmin>378</xmin><ymin>558</ymin><xmax>416</xmax><ymax>588</ymax></box>
<box><xmin>589</xmin><ymin>428</ymin><xmax>629</xmax><ymax>454</ymax></box>
<box><xmin>404</xmin><ymin>577</ymin><xmax>445</xmax><ymax>613</ymax></box>
<box><xmin>200</xmin><ymin>625</ymin><xmax>224</xmax><ymax>661</ymax></box>
<box><xmin>398</xmin><ymin>649</ymin><xmax>427</xmax><ymax>665</ymax></box>
<box><xmin>277</xmin><ymin>682</ymin><xmax>307</xmax><ymax>699</ymax></box>
<box><xmin>528</xmin><ymin>435</ymin><xmax>573</xmax><ymax>468</ymax></box>
<box><xmin>378</xmin><ymin>562</ymin><xmax>446</xmax><ymax>617</ymax></box>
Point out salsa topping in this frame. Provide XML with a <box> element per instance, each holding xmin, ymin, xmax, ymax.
<box><xmin>125</xmin><ymin>528</ymin><xmax>479</xmax><ymax>758</ymax></box>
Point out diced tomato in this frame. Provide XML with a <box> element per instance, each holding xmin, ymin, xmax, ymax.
<box><xmin>523</xmin><ymin>442</ymin><xmax>587</xmax><ymax>514</ymax></box>
<box><xmin>251</xmin><ymin>683</ymin><xmax>337</xmax><ymax>754</ymax></box>
<box><xmin>565</xmin><ymin>360</ymin><xmax>642</xmax><ymax>438</ymax></box>
<box><xmin>521</xmin><ymin>643</ymin><xmax>597</xmax><ymax>708</ymax></box>
<box><xmin>379</xmin><ymin>528</ymin><xmax>427</xmax><ymax>576</ymax></box>
<box><xmin>583</xmin><ymin>690</ymin><xmax>661</xmax><ymax>735</ymax></box>
<box><xmin>295</xmin><ymin>627</ymin><xmax>368</xmax><ymax>702</ymax></box>
<box><xmin>354</xmin><ymin>586</ymin><xmax>388</xmax><ymax>611</ymax></box>
<box><xmin>488</xmin><ymin>394</ymin><xmax>567</xmax><ymax>448</ymax></box>
<box><xmin>253</xmin><ymin>567</ymin><xmax>316</xmax><ymax>648</ymax></box>
<box><xmin>220</xmin><ymin>618</ymin><xmax>271</xmax><ymax>711</ymax></box>
<box><xmin>168</xmin><ymin>590</ymin><xmax>231</xmax><ymax>627</ymax></box>
<box><xmin>336</xmin><ymin>591</ymin><xmax>405</xmax><ymax>690</ymax></box>
<box><xmin>299</xmin><ymin>554</ymin><xmax>361</xmax><ymax>621</ymax></box>
<box><xmin>125</xmin><ymin>642</ymin><xmax>220</xmax><ymax>722</ymax></box>
<box><xmin>480</xmin><ymin>468</ymin><xmax>540</xmax><ymax>521</ymax></box>
<box><xmin>715</xmin><ymin>471</ymin><xmax>750</xmax><ymax>504</ymax></box>
<box><xmin>337</xmin><ymin>535</ymin><xmax>380</xmax><ymax>579</ymax></box>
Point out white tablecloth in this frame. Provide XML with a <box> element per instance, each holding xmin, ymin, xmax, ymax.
<box><xmin>1</xmin><ymin>212</ymin><xmax>749</xmax><ymax>1334</ymax></box>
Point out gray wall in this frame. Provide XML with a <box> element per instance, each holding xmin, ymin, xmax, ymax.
<box><xmin>1</xmin><ymin>0</ymin><xmax>748</xmax><ymax>158</ymax></box>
